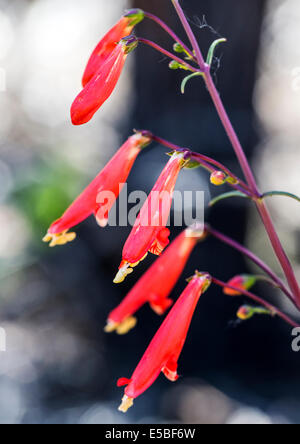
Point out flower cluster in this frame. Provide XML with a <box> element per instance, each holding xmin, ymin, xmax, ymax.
<box><xmin>43</xmin><ymin>3</ymin><xmax>300</xmax><ymax>413</ymax></box>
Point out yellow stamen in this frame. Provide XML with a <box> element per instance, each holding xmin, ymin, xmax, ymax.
<box><xmin>118</xmin><ymin>395</ymin><xmax>134</xmax><ymax>413</ymax></box>
<box><xmin>113</xmin><ymin>254</ymin><xmax>149</xmax><ymax>284</ymax></box>
<box><xmin>116</xmin><ymin>317</ymin><xmax>137</xmax><ymax>335</ymax></box>
<box><xmin>113</xmin><ymin>263</ymin><xmax>134</xmax><ymax>284</ymax></box>
<box><xmin>130</xmin><ymin>261</ymin><xmax>140</xmax><ymax>268</ymax></box>
<box><xmin>104</xmin><ymin>317</ymin><xmax>137</xmax><ymax>335</ymax></box>
<box><xmin>140</xmin><ymin>252</ymin><xmax>149</xmax><ymax>262</ymax></box>
<box><xmin>104</xmin><ymin>321</ymin><xmax>118</xmax><ymax>333</ymax></box>
<box><xmin>129</xmin><ymin>252</ymin><xmax>149</xmax><ymax>269</ymax></box>
<box><xmin>42</xmin><ymin>230</ymin><xmax>76</xmax><ymax>247</ymax></box>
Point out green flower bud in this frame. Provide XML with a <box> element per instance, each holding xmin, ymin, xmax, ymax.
<box><xmin>169</xmin><ymin>60</ymin><xmax>181</xmax><ymax>70</ymax></box>
<box><xmin>124</xmin><ymin>9</ymin><xmax>145</xmax><ymax>26</ymax></box>
<box><xmin>173</xmin><ymin>43</ymin><xmax>185</xmax><ymax>53</ymax></box>
<box><xmin>120</xmin><ymin>36</ymin><xmax>139</xmax><ymax>54</ymax></box>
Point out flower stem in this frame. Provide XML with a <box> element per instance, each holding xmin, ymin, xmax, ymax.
<box><xmin>207</xmin><ymin>225</ymin><xmax>295</xmax><ymax>305</ymax></box>
<box><xmin>170</xmin><ymin>0</ymin><xmax>206</xmax><ymax>70</ymax></box>
<box><xmin>147</xmin><ymin>132</ymin><xmax>252</xmax><ymax>195</ymax></box>
<box><xmin>171</xmin><ymin>0</ymin><xmax>300</xmax><ymax>303</ymax></box>
<box><xmin>143</xmin><ymin>11</ymin><xmax>196</xmax><ymax>62</ymax></box>
<box><xmin>212</xmin><ymin>277</ymin><xmax>300</xmax><ymax>329</ymax></box>
<box><xmin>138</xmin><ymin>38</ymin><xmax>199</xmax><ymax>72</ymax></box>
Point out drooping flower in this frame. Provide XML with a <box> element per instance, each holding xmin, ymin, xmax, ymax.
<box><xmin>71</xmin><ymin>36</ymin><xmax>138</xmax><ymax>126</ymax></box>
<box><xmin>105</xmin><ymin>224</ymin><xmax>207</xmax><ymax>334</ymax></box>
<box><xmin>43</xmin><ymin>132</ymin><xmax>151</xmax><ymax>247</ymax></box>
<box><xmin>114</xmin><ymin>152</ymin><xmax>187</xmax><ymax>284</ymax></box>
<box><xmin>82</xmin><ymin>9</ymin><xmax>145</xmax><ymax>87</ymax></box>
<box><xmin>223</xmin><ymin>274</ymin><xmax>257</xmax><ymax>296</ymax></box>
<box><xmin>117</xmin><ymin>272</ymin><xmax>212</xmax><ymax>413</ymax></box>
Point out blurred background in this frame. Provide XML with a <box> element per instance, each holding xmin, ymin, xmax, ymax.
<box><xmin>0</xmin><ymin>0</ymin><xmax>299</xmax><ymax>424</ymax></box>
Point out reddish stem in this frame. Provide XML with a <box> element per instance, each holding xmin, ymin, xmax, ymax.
<box><xmin>212</xmin><ymin>277</ymin><xmax>300</xmax><ymax>329</ymax></box>
<box><xmin>143</xmin><ymin>11</ymin><xmax>196</xmax><ymax>62</ymax></box>
<box><xmin>207</xmin><ymin>225</ymin><xmax>295</xmax><ymax>305</ymax></box>
<box><xmin>171</xmin><ymin>0</ymin><xmax>300</xmax><ymax>304</ymax></box>
<box><xmin>170</xmin><ymin>0</ymin><xmax>206</xmax><ymax>70</ymax></box>
<box><xmin>138</xmin><ymin>38</ymin><xmax>199</xmax><ymax>72</ymax></box>
<box><xmin>148</xmin><ymin>133</ymin><xmax>251</xmax><ymax>194</ymax></box>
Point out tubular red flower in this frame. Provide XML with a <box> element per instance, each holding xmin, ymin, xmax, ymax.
<box><xmin>114</xmin><ymin>152</ymin><xmax>187</xmax><ymax>284</ymax></box>
<box><xmin>117</xmin><ymin>271</ymin><xmax>212</xmax><ymax>413</ymax></box>
<box><xmin>43</xmin><ymin>132</ymin><xmax>151</xmax><ymax>247</ymax></box>
<box><xmin>223</xmin><ymin>274</ymin><xmax>257</xmax><ymax>296</ymax></box>
<box><xmin>82</xmin><ymin>10</ymin><xmax>144</xmax><ymax>87</ymax></box>
<box><xmin>71</xmin><ymin>36</ymin><xmax>138</xmax><ymax>126</ymax></box>
<box><xmin>105</xmin><ymin>225</ymin><xmax>206</xmax><ymax>334</ymax></box>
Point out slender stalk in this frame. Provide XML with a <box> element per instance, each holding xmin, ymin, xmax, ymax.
<box><xmin>204</xmin><ymin>75</ymin><xmax>259</xmax><ymax>193</ymax></box>
<box><xmin>212</xmin><ymin>277</ymin><xmax>300</xmax><ymax>329</ymax></box>
<box><xmin>149</xmin><ymin>133</ymin><xmax>251</xmax><ymax>193</ymax></box>
<box><xmin>191</xmin><ymin>152</ymin><xmax>251</xmax><ymax>192</ymax></box>
<box><xmin>171</xmin><ymin>0</ymin><xmax>206</xmax><ymax>70</ymax></box>
<box><xmin>144</xmin><ymin>11</ymin><xmax>196</xmax><ymax>62</ymax></box>
<box><xmin>256</xmin><ymin>201</ymin><xmax>300</xmax><ymax>302</ymax></box>
<box><xmin>189</xmin><ymin>158</ymin><xmax>253</xmax><ymax>198</ymax></box>
<box><xmin>172</xmin><ymin>0</ymin><xmax>300</xmax><ymax>303</ymax></box>
<box><xmin>251</xmin><ymin>274</ymin><xmax>282</xmax><ymax>289</ymax></box>
<box><xmin>138</xmin><ymin>38</ymin><xmax>199</xmax><ymax>72</ymax></box>
<box><xmin>207</xmin><ymin>225</ymin><xmax>295</xmax><ymax>305</ymax></box>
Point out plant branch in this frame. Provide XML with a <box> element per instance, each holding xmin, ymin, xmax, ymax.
<box><xmin>138</xmin><ymin>38</ymin><xmax>199</xmax><ymax>72</ymax></box>
<box><xmin>171</xmin><ymin>0</ymin><xmax>300</xmax><ymax>303</ymax></box>
<box><xmin>212</xmin><ymin>277</ymin><xmax>300</xmax><ymax>329</ymax></box>
<box><xmin>143</xmin><ymin>11</ymin><xmax>196</xmax><ymax>62</ymax></box>
<box><xmin>171</xmin><ymin>0</ymin><xmax>206</xmax><ymax>70</ymax></box>
<box><xmin>147</xmin><ymin>133</ymin><xmax>251</xmax><ymax>193</ymax></box>
<box><xmin>207</xmin><ymin>225</ymin><xmax>295</xmax><ymax>305</ymax></box>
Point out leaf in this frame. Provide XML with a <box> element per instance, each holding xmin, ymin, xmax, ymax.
<box><xmin>261</xmin><ymin>191</ymin><xmax>300</xmax><ymax>203</ymax></box>
<box><xmin>209</xmin><ymin>191</ymin><xmax>251</xmax><ymax>207</ymax></box>
<box><xmin>181</xmin><ymin>72</ymin><xmax>203</xmax><ymax>94</ymax></box>
<box><xmin>206</xmin><ymin>38</ymin><xmax>227</xmax><ymax>66</ymax></box>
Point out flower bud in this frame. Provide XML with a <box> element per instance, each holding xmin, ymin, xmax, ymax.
<box><xmin>210</xmin><ymin>171</ymin><xmax>227</xmax><ymax>186</ymax></box>
<box><xmin>237</xmin><ymin>305</ymin><xmax>273</xmax><ymax>321</ymax></box>
<box><xmin>223</xmin><ymin>275</ymin><xmax>257</xmax><ymax>296</ymax></box>
<box><xmin>124</xmin><ymin>9</ymin><xmax>145</xmax><ymax>26</ymax></box>
<box><xmin>120</xmin><ymin>35</ymin><xmax>139</xmax><ymax>54</ymax></box>
<box><xmin>173</xmin><ymin>43</ymin><xmax>185</xmax><ymax>53</ymax></box>
<box><xmin>169</xmin><ymin>60</ymin><xmax>181</xmax><ymax>70</ymax></box>
<box><xmin>237</xmin><ymin>305</ymin><xmax>254</xmax><ymax>320</ymax></box>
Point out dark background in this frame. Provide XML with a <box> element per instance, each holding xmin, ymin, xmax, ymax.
<box><xmin>0</xmin><ymin>0</ymin><xmax>300</xmax><ymax>424</ymax></box>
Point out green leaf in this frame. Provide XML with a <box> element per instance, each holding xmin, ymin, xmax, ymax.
<box><xmin>206</xmin><ymin>38</ymin><xmax>227</xmax><ymax>66</ymax></box>
<box><xmin>261</xmin><ymin>191</ymin><xmax>300</xmax><ymax>203</ymax></box>
<box><xmin>209</xmin><ymin>191</ymin><xmax>251</xmax><ymax>207</ymax></box>
<box><xmin>181</xmin><ymin>72</ymin><xmax>204</xmax><ymax>94</ymax></box>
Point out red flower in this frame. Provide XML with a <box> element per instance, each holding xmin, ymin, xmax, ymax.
<box><xmin>82</xmin><ymin>10</ymin><xmax>145</xmax><ymax>87</ymax></box>
<box><xmin>71</xmin><ymin>36</ymin><xmax>138</xmax><ymax>126</ymax></box>
<box><xmin>223</xmin><ymin>274</ymin><xmax>257</xmax><ymax>296</ymax></box>
<box><xmin>43</xmin><ymin>132</ymin><xmax>151</xmax><ymax>247</ymax></box>
<box><xmin>105</xmin><ymin>225</ymin><xmax>206</xmax><ymax>334</ymax></box>
<box><xmin>117</xmin><ymin>271</ymin><xmax>212</xmax><ymax>412</ymax></box>
<box><xmin>114</xmin><ymin>152</ymin><xmax>187</xmax><ymax>284</ymax></box>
